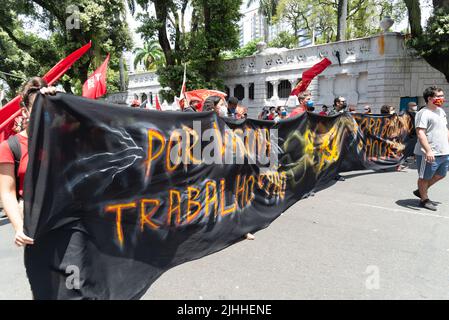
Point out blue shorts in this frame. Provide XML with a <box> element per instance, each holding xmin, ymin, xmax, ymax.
<box><xmin>416</xmin><ymin>155</ymin><xmax>449</xmax><ymax>180</ymax></box>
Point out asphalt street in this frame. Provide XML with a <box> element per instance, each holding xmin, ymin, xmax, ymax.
<box><xmin>1</xmin><ymin>165</ymin><xmax>449</xmax><ymax>300</ymax></box>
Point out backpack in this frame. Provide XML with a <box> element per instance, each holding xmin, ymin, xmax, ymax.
<box><xmin>6</xmin><ymin>135</ymin><xmax>22</xmax><ymax>200</ymax></box>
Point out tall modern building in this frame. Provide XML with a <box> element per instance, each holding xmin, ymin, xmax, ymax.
<box><xmin>238</xmin><ymin>0</ymin><xmax>312</xmax><ymax>47</ymax></box>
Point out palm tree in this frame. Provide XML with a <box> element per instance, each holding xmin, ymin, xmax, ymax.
<box><xmin>133</xmin><ymin>40</ymin><xmax>165</xmax><ymax>72</ymax></box>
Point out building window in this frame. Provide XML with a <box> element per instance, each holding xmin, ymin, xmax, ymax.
<box><xmin>249</xmin><ymin>83</ymin><xmax>254</xmax><ymax>100</ymax></box>
<box><xmin>225</xmin><ymin>86</ymin><xmax>230</xmax><ymax>97</ymax></box>
<box><xmin>266</xmin><ymin>82</ymin><xmax>273</xmax><ymax>99</ymax></box>
<box><xmin>278</xmin><ymin>80</ymin><xmax>292</xmax><ymax>98</ymax></box>
<box><xmin>234</xmin><ymin>84</ymin><xmax>244</xmax><ymax>101</ymax></box>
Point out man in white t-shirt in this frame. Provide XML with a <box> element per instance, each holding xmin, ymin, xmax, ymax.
<box><xmin>413</xmin><ymin>86</ymin><xmax>449</xmax><ymax>211</ymax></box>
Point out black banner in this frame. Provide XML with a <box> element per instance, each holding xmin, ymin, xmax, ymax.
<box><xmin>23</xmin><ymin>94</ymin><xmax>416</xmax><ymax>299</ymax></box>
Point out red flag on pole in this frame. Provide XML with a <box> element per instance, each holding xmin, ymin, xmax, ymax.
<box><xmin>82</xmin><ymin>54</ymin><xmax>110</xmax><ymax>99</ymax></box>
<box><xmin>155</xmin><ymin>94</ymin><xmax>161</xmax><ymax>111</ymax></box>
<box><xmin>290</xmin><ymin>58</ymin><xmax>332</xmax><ymax>97</ymax></box>
<box><xmin>0</xmin><ymin>41</ymin><xmax>92</xmax><ymax>142</ymax></box>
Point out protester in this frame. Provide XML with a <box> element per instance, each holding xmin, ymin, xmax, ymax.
<box><xmin>288</xmin><ymin>91</ymin><xmax>312</xmax><ymax>118</ymax></box>
<box><xmin>203</xmin><ymin>95</ymin><xmax>227</xmax><ymax>116</ymax></box>
<box><xmin>0</xmin><ymin>77</ymin><xmax>58</xmax><ymax>246</ymax></box>
<box><xmin>328</xmin><ymin>96</ymin><xmax>347</xmax><ymax>181</ymax></box>
<box><xmin>412</xmin><ymin>86</ymin><xmax>449</xmax><ymax>211</ymax></box>
<box><xmin>235</xmin><ymin>105</ymin><xmax>248</xmax><ymax>120</ymax></box>
<box><xmin>274</xmin><ymin>106</ymin><xmax>288</xmax><ymax>122</ymax></box>
<box><xmin>130</xmin><ymin>99</ymin><xmax>140</xmax><ymax>108</ymax></box>
<box><xmin>182</xmin><ymin>98</ymin><xmax>201</xmax><ymax>112</ymax></box>
<box><xmin>348</xmin><ymin>105</ymin><xmax>357</xmax><ymax>113</ymax></box>
<box><xmin>363</xmin><ymin>105</ymin><xmax>372</xmax><ymax>114</ymax></box>
<box><xmin>407</xmin><ymin>101</ymin><xmax>418</xmax><ymax>113</ymax></box>
<box><xmin>258</xmin><ymin>106</ymin><xmax>269</xmax><ymax>120</ymax></box>
<box><xmin>319</xmin><ymin>105</ymin><xmax>329</xmax><ymax>116</ymax></box>
<box><xmin>328</xmin><ymin>96</ymin><xmax>347</xmax><ymax>116</ymax></box>
<box><xmin>227</xmin><ymin>97</ymin><xmax>239</xmax><ymax>118</ymax></box>
<box><xmin>380</xmin><ymin>105</ymin><xmax>394</xmax><ymax>114</ymax></box>
<box><xmin>278</xmin><ymin>106</ymin><xmax>288</xmax><ymax>119</ymax></box>
<box><xmin>267</xmin><ymin>106</ymin><xmax>277</xmax><ymax>120</ymax></box>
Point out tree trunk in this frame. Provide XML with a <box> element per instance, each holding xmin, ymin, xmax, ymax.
<box><xmin>263</xmin><ymin>15</ymin><xmax>270</xmax><ymax>43</ymax></box>
<box><xmin>119</xmin><ymin>54</ymin><xmax>126</xmax><ymax>91</ymax></box>
<box><xmin>336</xmin><ymin>0</ymin><xmax>348</xmax><ymax>41</ymax></box>
<box><xmin>154</xmin><ymin>0</ymin><xmax>174</xmax><ymax>66</ymax></box>
<box><xmin>404</xmin><ymin>0</ymin><xmax>422</xmax><ymax>37</ymax></box>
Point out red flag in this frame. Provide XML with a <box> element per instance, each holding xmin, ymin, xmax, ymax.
<box><xmin>184</xmin><ymin>89</ymin><xmax>227</xmax><ymax>111</ymax></box>
<box><xmin>290</xmin><ymin>58</ymin><xmax>332</xmax><ymax>97</ymax></box>
<box><xmin>0</xmin><ymin>42</ymin><xmax>92</xmax><ymax>142</ymax></box>
<box><xmin>155</xmin><ymin>94</ymin><xmax>161</xmax><ymax>111</ymax></box>
<box><xmin>82</xmin><ymin>54</ymin><xmax>110</xmax><ymax>99</ymax></box>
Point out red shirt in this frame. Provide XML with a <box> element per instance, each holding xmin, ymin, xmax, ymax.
<box><xmin>288</xmin><ymin>106</ymin><xmax>307</xmax><ymax>118</ymax></box>
<box><xmin>0</xmin><ymin>134</ymin><xmax>29</xmax><ymax>197</ymax></box>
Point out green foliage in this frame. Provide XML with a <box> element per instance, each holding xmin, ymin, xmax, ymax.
<box><xmin>133</xmin><ymin>0</ymin><xmax>241</xmax><ymax>102</ymax></box>
<box><xmin>223</xmin><ymin>38</ymin><xmax>262</xmax><ymax>59</ymax></box>
<box><xmin>409</xmin><ymin>8</ymin><xmax>449</xmax><ymax>56</ymax></box>
<box><xmin>273</xmin><ymin>0</ymin><xmax>406</xmax><ymax>44</ymax></box>
<box><xmin>0</xmin><ymin>0</ymin><xmax>132</xmax><ymax>96</ymax></box>
<box><xmin>133</xmin><ymin>40</ymin><xmax>165</xmax><ymax>71</ymax></box>
<box><xmin>248</xmin><ymin>0</ymin><xmax>279</xmax><ymax>21</ymax></box>
<box><xmin>406</xmin><ymin>7</ymin><xmax>449</xmax><ymax>82</ymax></box>
<box><xmin>268</xmin><ymin>31</ymin><xmax>297</xmax><ymax>48</ymax></box>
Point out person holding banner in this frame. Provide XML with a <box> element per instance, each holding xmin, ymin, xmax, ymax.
<box><xmin>287</xmin><ymin>91</ymin><xmax>312</xmax><ymax>118</ymax></box>
<box><xmin>0</xmin><ymin>77</ymin><xmax>58</xmax><ymax>246</ymax></box>
<box><xmin>328</xmin><ymin>96</ymin><xmax>347</xmax><ymax>116</ymax></box>
<box><xmin>413</xmin><ymin>86</ymin><xmax>449</xmax><ymax>211</ymax></box>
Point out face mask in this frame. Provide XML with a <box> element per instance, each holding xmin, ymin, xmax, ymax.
<box><xmin>218</xmin><ymin>105</ymin><xmax>228</xmax><ymax>117</ymax></box>
<box><xmin>432</xmin><ymin>97</ymin><xmax>445</xmax><ymax>107</ymax></box>
<box><xmin>411</xmin><ymin>106</ymin><xmax>417</xmax><ymax>112</ymax></box>
<box><xmin>281</xmin><ymin>110</ymin><xmax>287</xmax><ymax>116</ymax></box>
<box><xmin>306</xmin><ymin>100</ymin><xmax>314</xmax><ymax>108</ymax></box>
<box><xmin>341</xmin><ymin>102</ymin><xmax>347</xmax><ymax>109</ymax></box>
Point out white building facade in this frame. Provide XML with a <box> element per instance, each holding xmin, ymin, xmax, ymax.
<box><xmin>107</xmin><ymin>32</ymin><xmax>449</xmax><ymax>117</ymax></box>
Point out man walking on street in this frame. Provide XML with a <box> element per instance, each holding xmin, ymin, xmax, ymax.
<box><xmin>413</xmin><ymin>86</ymin><xmax>449</xmax><ymax>211</ymax></box>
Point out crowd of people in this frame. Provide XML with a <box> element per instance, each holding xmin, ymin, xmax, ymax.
<box><xmin>255</xmin><ymin>91</ymin><xmax>421</xmax><ymax>120</ymax></box>
<box><xmin>0</xmin><ymin>77</ymin><xmax>448</xmax><ymax>252</ymax></box>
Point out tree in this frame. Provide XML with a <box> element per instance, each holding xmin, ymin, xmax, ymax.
<box><xmin>223</xmin><ymin>38</ymin><xmax>262</xmax><ymax>59</ymax></box>
<box><xmin>336</xmin><ymin>0</ymin><xmax>348</xmax><ymax>41</ymax></box>
<box><xmin>133</xmin><ymin>40</ymin><xmax>165</xmax><ymax>71</ymax></box>
<box><xmin>405</xmin><ymin>0</ymin><xmax>449</xmax><ymax>82</ymax></box>
<box><xmin>268</xmin><ymin>31</ymin><xmax>297</xmax><ymax>48</ymax></box>
<box><xmin>273</xmin><ymin>0</ymin><xmax>406</xmax><ymax>45</ymax></box>
<box><xmin>0</xmin><ymin>0</ymin><xmax>132</xmax><ymax>95</ymax></box>
<box><xmin>131</xmin><ymin>0</ymin><xmax>241</xmax><ymax>101</ymax></box>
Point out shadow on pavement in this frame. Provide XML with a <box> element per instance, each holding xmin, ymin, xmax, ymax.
<box><xmin>342</xmin><ymin>170</ymin><xmax>381</xmax><ymax>180</ymax></box>
<box><xmin>396</xmin><ymin>198</ymin><xmax>422</xmax><ymax>211</ymax></box>
<box><xmin>0</xmin><ymin>218</ymin><xmax>11</xmax><ymax>227</ymax></box>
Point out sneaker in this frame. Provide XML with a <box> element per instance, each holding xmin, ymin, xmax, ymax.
<box><xmin>245</xmin><ymin>233</ymin><xmax>255</xmax><ymax>240</ymax></box>
<box><xmin>420</xmin><ymin>199</ymin><xmax>437</xmax><ymax>211</ymax></box>
<box><xmin>335</xmin><ymin>175</ymin><xmax>345</xmax><ymax>182</ymax></box>
<box><xmin>413</xmin><ymin>190</ymin><xmax>438</xmax><ymax>206</ymax></box>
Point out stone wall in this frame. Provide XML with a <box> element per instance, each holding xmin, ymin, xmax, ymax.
<box><xmin>120</xmin><ymin>32</ymin><xmax>449</xmax><ymax>118</ymax></box>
